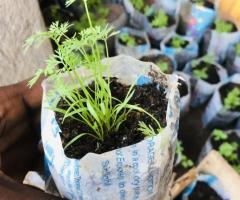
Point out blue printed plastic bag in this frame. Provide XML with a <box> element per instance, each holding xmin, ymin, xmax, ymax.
<box><xmin>40</xmin><ymin>55</ymin><xmax>180</xmax><ymax>200</ymax></box>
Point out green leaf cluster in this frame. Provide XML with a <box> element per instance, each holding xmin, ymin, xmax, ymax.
<box><xmin>224</xmin><ymin>88</ymin><xmax>240</xmax><ymax>110</ymax></box>
<box><xmin>212</xmin><ymin>129</ymin><xmax>240</xmax><ymax>174</ymax></box>
<box><xmin>215</xmin><ymin>19</ymin><xmax>234</xmax><ymax>33</ymax></box>
<box><xmin>156</xmin><ymin>61</ymin><xmax>168</xmax><ymax>73</ymax></box>
<box><xmin>191</xmin><ymin>54</ymin><xmax>215</xmax><ymax>80</ymax></box>
<box><xmin>119</xmin><ymin>33</ymin><xmax>136</xmax><ymax>47</ymax></box>
<box><xmin>130</xmin><ymin>0</ymin><xmax>144</xmax><ymax>12</ymax></box>
<box><xmin>176</xmin><ymin>140</ymin><xmax>194</xmax><ymax>169</ymax></box>
<box><xmin>170</xmin><ymin>36</ymin><xmax>187</xmax><ymax>49</ymax></box>
<box><xmin>151</xmin><ymin>11</ymin><xmax>168</xmax><ymax>28</ymax></box>
<box><xmin>26</xmin><ymin>0</ymin><xmax>163</xmax><ymax>149</ymax></box>
<box><xmin>194</xmin><ymin>0</ymin><xmax>205</xmax><ymax>6</ymax></box>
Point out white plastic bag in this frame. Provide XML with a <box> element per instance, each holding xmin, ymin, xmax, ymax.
<box><xmin>41</xmin><ymin>55</ymin><xmax>180</xmax><ymax>200</ymax></box>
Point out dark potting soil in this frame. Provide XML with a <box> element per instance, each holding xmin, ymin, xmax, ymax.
<box><xmin>166</xmin><ymin>38</ymin><xmax>189</xmax><ymax>49</ymax></box>
<box><xmin>219</xmin><ymin>83</ymin><xmax>240</xmax><ymax>111</ymax></box>
<box><xmin>140</xmin><ymin>54</ymin><xmax>174</xmax><ymax>74</ymax></box>
<box><xmin>188</xmin><ymin>181</ymin><xmax>223</xmax><ymax>200</ymax></box>
<box><xmin>119</xmin><ymin>34</ymin><xmax>146</xmax><ymax>46</ymax></box>
<box><xmin>148</xmin><ymin>12</ymin><xmax>175</xmax><ymax>28</ymax></box>
<box><xmin>178</xmin><ymin>78</ymin><xmax>188</xmax><ymax>97</ymax></box>
<box><xmin>192</xmin><ymin>61</ymin><xmax>220</xmax><ymax>84</ymax></box>
<box><xmin>56</xmin><ymin>78</ymin><xmax>168</xmax><ymax>159</ymax></box>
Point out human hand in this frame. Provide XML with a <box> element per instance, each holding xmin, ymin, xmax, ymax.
<box><xmin>0</xmin><ymin>78</ymin><xmax>62</xmax><ymax>199</ymax></box>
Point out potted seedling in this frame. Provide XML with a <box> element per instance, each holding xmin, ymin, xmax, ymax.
<box><xmin>225</xmin><ymin>43</ymin><xmax>240</xmax><ymax>75</ymax></box>
<box><xmin>202</xmin><ymin>74</ymin><xmax>240</xmax><ymax>128</ymax></box>
<box><xmin>177</xmin><ymin>0</ymin><xmax>215</xmax><ymax>41</ymax></box>
<box><xmin>140</xmin><ymin>50</ymin><xmax>176</xmax><ymax>74</ymax></box>
<box><xmin>25</xmin><ymin>0</ymin><xmax>180</xmax><ymax>199</ymax></box>
<box><xmin>211</xmin><ymin>129</ymin><xmax>240</xmax><ymax>174</ymax></box>
<box><xmin>203</xmin><ymin>18</ymin><xmax>240</xmax><ymax>63</ymax></box>
<box><xmin>161</xmin><ymin>33</ymin><xmax>199</xmax><ymax>70</ymax></box>
<box><xmin>115</xmin><ymin>27</ymin><xmax>150</xmax><ymax>58</ymax></box>
<box><xmin>146</xmin><ymin>9</ymin><xmax>177</xmax><ymax>42</ymax></box>
<box><xmin>174</xmin><ymin>71</ymin><xmax>191</xmax><ymax>115</ymax></box>
<box><xmin>183</xmin><ymin>54</ymin><xmax>227</xmax><ymax>108</ymax></box>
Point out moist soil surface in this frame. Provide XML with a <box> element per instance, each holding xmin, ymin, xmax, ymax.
<box><xmin>140</xmin><ymin>54</ymin><xmax>174</xmax><ymax>74</ymax></box>
<box><xmin>188</xmin><ymin>181</ymin><xmax>223</xmax><ymax>200</ymax></box>
<box><xmin>119</xmin><ymin>34</ymin><xmax>146</xmax><ymax>46</ymax></box>
<box><xmin>192</xmin><ymin>61</ymin><xmax>220</xmax><ymax>84</ymax></box>
<box><xmin>219</xmin><ymin>83</ymin><xmax>240</xmax><ymax>111</ymax></box>
<box><xmin>56</xmin><ymin>78</ymin><xmax>167</xmax><ymax>159</ymax></box>
<box><xmin>166</xmin><ymin>38</ymin><xmax>189</xmax><ymax>49</ymax></box>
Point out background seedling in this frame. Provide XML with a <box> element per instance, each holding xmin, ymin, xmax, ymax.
<box><xmin>156</xmin><ymin>60</ymin><xmax>168</xmax><ymax>73</ymax></box>
<box><xmin>224</xmin><ymin>87</ymin><xmax>240</xmax><ymax>110</ymax></box>
<box><xmin>119</xmin><ymin>33</ymin><xmax>136</xmax><ymax>47</ymax></box>
<box><xmin>170</xmin><ymin>36</ymin><xmax>187</xmax><ymax>49</ymax></box>
<box><xmin>151</xmin><ymin>11</ymin><xmax>168</xmax><ymax>28</ymax></box>
<box><xmin>176</xmin><ymin>140</ymin><xmax>194</xmax><ymax>169</ymax></box>
<box><xmin>215</xmin><ymin>19</ymin><xmax>234</xmax><ymax>33</ymax></box>
<box><xmin>235</xmin><ymin>43</ymin><xmax>240</xmax><ymax>56</ymax></box>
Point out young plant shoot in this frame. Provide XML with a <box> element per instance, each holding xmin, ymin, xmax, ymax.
<box><xmin>119</xmin><ymin>33</ymin><xmax>136</xmax><ymax>47</ymax></box>
<box><xmin>156</xmin><ymin>60</ymin><xmax>168</xmax><ymax>73</ymax></box>
<box><xmin>176</xmin><ymin>140</ymin><xmax>194</xmax><ymax>169</ymax></box>
<box><xmin>26</xmin><ymin>0</ymin><xmax>163</xmax><ymax>150</ymax></box>
<box><xmin>224</xmin><ymin>87</ymin><xmax>240</xmax><ymax>110</ymax></box>
<box><xmin>151</xmin><ymin>11</ymin><xmax>168</xmax><ymax>28</ymax></box>
<box><xmin>170</xmin><ymin>36</ymin><xmax>187</xmax><ymax>49</ymax></box>
<box><xmin>215</xmin><ymin>19</ymin><xmax>234</xmax><ymax>33</ymax></box>
<box><xmin>191</xmin><ymin>54</ymin><xmax>215</xmax><ymax>80</ymax></box>
<box><xmin>212</xmin><ymin>129</ymin><xmax>240</xmax><ymax>174</ymax></box>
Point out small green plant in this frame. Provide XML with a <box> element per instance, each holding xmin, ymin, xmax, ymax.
<box><xmin>130</xmin><ymin>0</ymin><xmax>144</xmax><ymax>12</ymax></box>
<box><xmin>26</xmin><ymin>0</ymin><xmax>163</xmax><ymax>149</ymax></box>
<box><xmin>194</xmin><ymin>0</ymin><xmax>205</xmax><ymax>6</ymax></box>
<box><xmin>156</xmin><ymin>61</ymin><xmax>168</xmax><ymax>73</ymax></box>
<box><xmin>176</xmin><ymin>140</ymin><xmax>194</xmax><ymax>169</ymax></box>
<box><xmin>170</xmin><ymin>36</ymin><xmax>187</xmax><ymax>49</ymax></box>
<box><xmin>191</xmin><ymin>54</ymin><xmax>215</xmax><ymax>80</ymax></box>
<box><xmin>151</xmin><ymin>11</ymin><xmax>168</xmax><ymax>28</ymax></box>
<box><xmin>119</xmin><ymin>33</ymin><xmax>136</xmax><ymax>47</ymax></box>
<box><xmin>212</xmin><ymin>129</ymin><xmax>240</xmax><ymax>174</ymax></box>
<box><xmin>235</xmin><ymin>43</ymin><xmax>240</xmax><ymax>56</ymax></box>
<box><xmin>215</xmin><ymin>19</ymin><xmax>234</xmax><ymax>33</ymax></box>
<box><xmin>224</xmin><ymin>88</ymin><xmax>240</xmax><ymax>110</ymax></box>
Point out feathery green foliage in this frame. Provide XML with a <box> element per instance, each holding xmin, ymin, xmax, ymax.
<box><xmin>215</xmin><ymin>19</ymin><xmax>234</xmax><ymax>33</ymax></box>
<box><xmin>151</xmin><ymin>11</ymin><xmax>168</xmax><ymax>28</ymax></box>
<box><xmin>224</xmin><ymin>88</ymin><xmax>240</xmax><ymax>110</ymax></box>
<box><xmin>212</xmin><ymin>129</ymin><xmax>228</xmax><ymax>141</ymax></box>
<box><xmin>130</xmin><ymin>0</ymin><xmax>144</xmax><ymax>11</ymax></box>
<box><xmin>26</xmin><ymin>0</ymin><xmax>163</xmax><ymax>149</ymax></box>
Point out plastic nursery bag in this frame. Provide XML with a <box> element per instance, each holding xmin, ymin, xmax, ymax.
<box><xmin>178</xmin><ymin>1</ymin><xmax>216</xmax><ymax>42</ymax></box>
<box><xmin>122</xmin><ymin>0</ymin><xmax>179</xmax><ymax>41</ymax></box>
<box><xmin>225</xmin><ymin>44</ymin><xmax>240</xmax><ymax>75</ymax></box>
<box><xmin>160</xmin><ymin>32</ymin><xmax>199</xmax><ymax>70</ymax></box>
<box><xmin>41</xmin><ymin>55</ymin><xmax>180</xmax><ymax>200</ymax></box>
<box><xmin>203</xmin><ymin>29</ymin><xmax>240</xmax><ymax>63</ymax></box>
<box><xmin>183</xmin><ymin>58</ymin><xmax>227</xmax><ymax>108</ymax></box>
<box><xmin>115</xmin><ymin>27</ymin><xmax>151</xmax><ymax>59</ymax></box>
<box><xmin>202</xmin><ymin>74</ymin><xmax>240</xmax><ymax>128</ymax></box>
<box><xmin>181</xmin><ymin>174</ymin><xmax>230</xmax><ymax>200</ymax></box>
